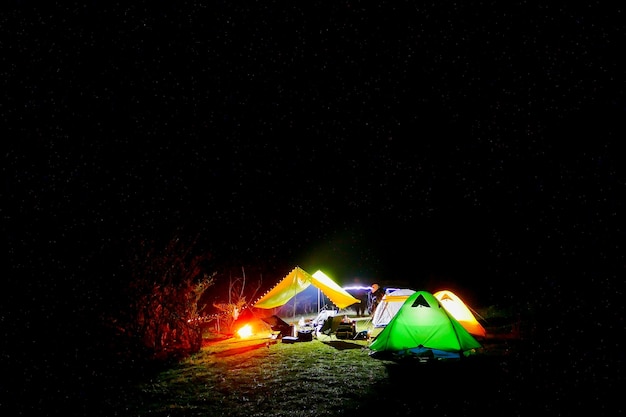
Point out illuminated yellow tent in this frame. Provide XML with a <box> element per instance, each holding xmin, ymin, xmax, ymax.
<box><xmin>253</xmin><ymin>267</ymin><xmax>360</xmax><ymax>310</ymax></box>
<box><xmin>434</xmin><ymin>289</ymin><xmax>486</xmax><ymax>338</ymax></box>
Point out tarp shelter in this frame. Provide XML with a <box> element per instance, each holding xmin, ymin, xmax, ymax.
<box><xmin>434</xmin><ymin>290</ymin><xmax>486</xmax><ymax>338</ymax></box>
<box><xmin>372</xmin><ymin>288</ymin><xmax>416</xmax><ymax>328</ymax></box>
<box><xmin>253</xmin><ymin>267</ymin><xmax>360</xmax><ymax>310</ymax></box>
<box><xmin>369</xmin><ymin>290</ymin><xmax>482</xmax><ymax>360</ymax></box>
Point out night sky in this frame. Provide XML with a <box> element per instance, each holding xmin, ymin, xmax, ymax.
<box><xmin>4</xmin><ymin>2</ymin><xmax>625</xmax><ymax>349</ymax></box>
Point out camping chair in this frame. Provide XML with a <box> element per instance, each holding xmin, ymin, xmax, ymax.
<box><xmin>316</xmin><ymin>315</ymin><xmax>357</xmax><ymax>340</ymax></box>
<box><xmin>313</xmin><ymin>307</ymin><xmax>337</xmax><ymax>324</ymax></box>
<box><xmin>310</xmin><ymin>306</ymin><xmax>337</xmax><ymax>332</ymax></box>
<box><xmin>316</xmin><ymin>315</ymin><xmax>342</xmax><ymax>339</ymax></box>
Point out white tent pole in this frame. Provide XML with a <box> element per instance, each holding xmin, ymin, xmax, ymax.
<box><xmin>291</xmin><ymin>272</ymin><xmax>297</xmax><ymax>320</ymax></box>
<box><xmin>318</xmin><ymin>287</ymin><xmax>321</xmax><ymax>314</ymax></box>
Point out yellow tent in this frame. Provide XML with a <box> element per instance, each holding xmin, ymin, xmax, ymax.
<box><xmin>434</xmin><ymin>289</ymin><xmax>486</xmax><ymax>338</ymax></box>
<box><xmin>253</xmin><ymin>267</ymin><xmax>360</xmax><ymax>310</ymax></box>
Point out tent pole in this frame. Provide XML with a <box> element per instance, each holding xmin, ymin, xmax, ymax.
<box><xmin>318</xmin><ymin>288</ymin><xmax>321</xmax><ymax>314</ymax></box>
<box><xmin>291</xmin><ymin>274</ymin><xmax>297</xmax><ymax>320</ymax></box>
<box><xmin>469</xmin><ymin>304</ymin><xmax>488</xmax><ymax>323</ymax></box>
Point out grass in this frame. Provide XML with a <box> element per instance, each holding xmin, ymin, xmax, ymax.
<box><xmin>95</xmin><ymin>316</ymin><xmax>537</xmax><ymax>417</ymax></box>
<box><xmin>10</xmin><ymin>309</ymin><xmax>615</xmax><ymax>416</ymax></box>
<box><xmin>132</xmin><ymin>336</ymin><xmax>381</xmax><ymax>417</ymax></box>
<box><xmin>24</xmin><ymin>312</ymin><xmax>606</xmax><ymax>416</ymax></box>
<box><xmin>14</xmin><ymin>311</ymin><xmax>572</xmax><ymax>417</ymax></box>
<box><xmin>121</xmin><ymin>318</ymin><xmax>388</xmax><ymax>416</ymax></box>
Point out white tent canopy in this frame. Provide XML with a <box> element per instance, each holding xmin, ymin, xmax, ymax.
<box><xmin>372</xmin><ymin>288</ymin><xmax>416</xmax><ymax>328</ymax></box>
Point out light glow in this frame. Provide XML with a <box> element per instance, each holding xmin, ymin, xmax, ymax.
<box><xmin>312</xmin><ymin>270</ymin><xmax>330</xmax><ymax>281</ymax></box>
<box><xmin>237</xmin><ymin>324</ymin><xmax>253</xmax><ymax>338</ymax></box>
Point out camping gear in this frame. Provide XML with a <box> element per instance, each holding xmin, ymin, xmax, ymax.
<box><xmin>433</xmin><ymin>290</ymin><xmax>487</xmax><ymax>338</ymax></box>
<box><xmin>317</xmin><ymin>315</ymin><xmax>343</xmax><ymax>338</ymax></box>
<box><xmin>261</xmin><ymin>315</ymin><xmax>294</xmax><ymax>337</ymax></box>
<box><xmin>253</xmin><ymin>267</ymin><xmax>360</xmax><ymax>311</ymax></box>
<box><xmin>371</xmin><ymin>288</ymin><xmax>416</xmax><ymax>328</ymax></box>
<box><xmin>297</xmin><ymin>330</ymin><xmax>313</xmax><ymax>342</ymax></box>
<box><xmin>304</xmin><ymin>307</ymin><xmax>338</xmax><ymax>337</ymax></box>
<box><xmin>281</xmin><ymin>330</ymin><xmax>313</xmax><ymax>343</ymax></box>
<box><xmin>310</xmin><ymin>307</ymin><xmax>338</xmax><ymax>329</ymax></box>
<box><xmin>369</xmin><ymin>290</ymin><xmax>482</xmax><ymax>360</ymax></box>
<box><xmin>316</xmin><ymin>315</ymin><xmax>356</xmax><ymax>340</ymax></box>
<box><xmin>335</xmin><ymin>321</ymin><xmax>356</xmax><ymax>340</ymax></box>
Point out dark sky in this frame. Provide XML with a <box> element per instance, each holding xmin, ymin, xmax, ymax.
<box><xmin>4</xmin><ymin>2</ymin><xmax>625</xmax><ymax>319</ymax></box>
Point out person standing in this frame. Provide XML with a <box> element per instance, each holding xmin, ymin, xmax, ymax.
<box><xmin>370</xmin><ymin>283</ymin><xmax>385</xmax><ymax>316</ymax></box>
<box><xmin>351</xmin><ymin>278</ymin><xmax>369</xmax><ymax>317</ymax></box>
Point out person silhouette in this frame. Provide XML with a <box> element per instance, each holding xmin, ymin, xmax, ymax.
<box><xmin>351</xmin><ymin>278</ymin><xmax>369</xmax><ymax>317</ymax></box>
<box><xmin>370</xmin><ymin>283</ymin><xmax>385</xmax><ymax>316</ymax></box>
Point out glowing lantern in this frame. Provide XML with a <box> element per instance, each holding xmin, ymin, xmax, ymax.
<box><xmin>237</xmin><ymin>324</ymin><xmax>253</xmax><ymax>338</ymax></box>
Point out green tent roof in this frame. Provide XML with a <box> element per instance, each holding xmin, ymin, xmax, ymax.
<box><xmin>369</xmin><ymin>290</ymin><xmax>481</xmax><ymax>359</ymax></box>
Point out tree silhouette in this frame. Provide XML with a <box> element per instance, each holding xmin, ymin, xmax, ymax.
<box><xmin>212</xmin><ymin>266</ymin><xmax>263</xmax><ymax>333</ymax></box>
<box><xmin>121</xmin><ymin>236</ymin><xmax>215</xmax><ymax>360</ymax></box>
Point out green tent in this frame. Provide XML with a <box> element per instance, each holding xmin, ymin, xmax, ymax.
<box><xmin>369</xmin><ymin>290</ymin><xmax>482</xmax><ymax>360</ymax></box>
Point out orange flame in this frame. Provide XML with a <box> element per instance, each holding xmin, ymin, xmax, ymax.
<box><xmin>237</xmin><ymin>324</ymin><xmax>253</xmax><ymax>338</ymax></box>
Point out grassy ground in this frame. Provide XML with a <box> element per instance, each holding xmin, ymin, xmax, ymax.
<box><xmin>19</xmin><ymin>313</ymin><xmax>614</xmax><ymax>416</ymax></box>
<box><xmin>95</xmin><ymin>315</ymin><xmax>541</xmax><ymax>417</ymax></box>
